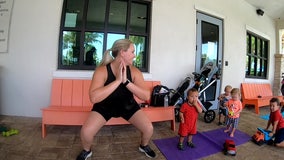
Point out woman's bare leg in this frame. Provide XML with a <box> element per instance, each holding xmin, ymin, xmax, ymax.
<box><xmin>128</xmin><ymin>110</ymin><xmax>153</xmax><ymax>146</ymax></box>
<box><xmin>80</xmin><ymin>112</ymin><xmax>106</xmax><ymax>151</ymax></box>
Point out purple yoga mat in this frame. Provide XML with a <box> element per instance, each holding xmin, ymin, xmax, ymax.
<box><xmin>153</xmin><ymin>128</ymin><xmax>251</xmax><ymax>160</ymax></box>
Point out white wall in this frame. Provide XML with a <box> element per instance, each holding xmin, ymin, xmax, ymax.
<box><xmin>0</xmin><ymin>0</ymin><xmax>62</xmax><ymax>116</ymax></box>
<box><xmin>276</xmin><ymin>20</ymin><xmax>284</xmax><ymax>54</ymax></box>
<box><xmin>0</xmin><ymin>0</ymin><xmax>281</xmax><ymax>117</ymax></box>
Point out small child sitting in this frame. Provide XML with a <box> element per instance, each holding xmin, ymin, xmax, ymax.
<box><xmin>265</xmin><ymin>97</ymin><xmax>284</xmax><ymax>147</ymax></box>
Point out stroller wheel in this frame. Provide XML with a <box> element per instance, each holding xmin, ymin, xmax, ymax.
<box><xmin>204</xmin><ymin>110</ymin><xmax>215</xmax><ymax>123</ymax></box>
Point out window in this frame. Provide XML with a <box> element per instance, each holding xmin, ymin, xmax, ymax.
<box><xmin>58</xmin><ymin>0</ymin><xmax>151</xmax><ymax>71</ymax></box>
<box><xmin>246</xmin><ymin>32</ymin><xmax>269</xmax><ymax>79</ymax></box>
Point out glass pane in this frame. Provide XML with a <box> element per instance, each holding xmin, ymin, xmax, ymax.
<box><xmin>257</xmin><ymin>38</ymin><xmax>261</xmax><ymax>56</ymax></box>
<box><xmin>64</xmin><ymin>0</ymin><xmax>84</xmax><ymax>27</ymax></box>
<box><xmin>130</xmin><ymin>3</ymin><xmax>147</xmax><ymax>33</ymax></box>
<box><xmin>62</xmin><ymin>31</ymin><xmax>81</xmax><ymax>65</ymax></box>
<box><xmin>263</xmin><ymin>60</ymin><xmax>267</xmax><ymax>77</ymax></box>
<box><xmin>246</xmin><ymin>35</ymin><xmax>249</xmax><ymax>53</ymax></box>
<box><xmin>260</xmin><ymin>59</ymin><xmax>266</xmax><ymax>77</ymax></box>
<box><xmin>256</xmin><ymin>59</ymin><xmax>261</xmax><ymax>76</ymax></box>
<box><xmin>246</xmin><ymin>55</ymin><xmax>249</xmax><ymax>75</ymax></box>
<box><xmin>84</xmin><ymin>32</ymin><xmax>104</xmax><ymax>66</ymax></box>
<box><xmin>263</xmin><ymin>41</ymin><xmax>268</xmax><ymax>58</ymax></box>
<box><xmin>200</xmin><ymin>21</ymin><xmax>219</xmax><ymax>101</ymax></box>
<box><xmin>251</xmin><ymin>36</ymin><xmax>255</xmax><ymax>55</ymax></box>
<box><xmin>201</xmin><ymin>21</ymin><xmax>219</xmax><ymax>68</ymax></box>
<box><xmin>86</xmin><ymin>0</ymin><xmax>106</xmax><ymax>29</ymax></box>
<box><xmin>106</xmin><ymin>33</ymin><xmax>125</xmax><ymax>50</ymax></box>
<box><xmin>250</xmin><ymin>57</ymin><xmax>255</xmax><ymax>76</ymax></box>
<box><xmin>129</xmin><ymin>35</ymin><xmax>146</xmax><ymax>68</ymax></box>
<box><xmin>108</xmin><ymin>0</ymin><xmax>127</xmax><ymax>31</ymax></box>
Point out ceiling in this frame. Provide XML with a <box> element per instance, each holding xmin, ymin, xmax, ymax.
<box><xmin>244</xmin><ymin>0</ymin><xmax>284</xmax><ymax>20</ymax></box>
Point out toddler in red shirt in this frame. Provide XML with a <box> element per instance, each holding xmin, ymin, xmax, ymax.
<box><xmin>177</xmin><ymin>88</ymin><xmax>203</xmax><ymax>150</ymax></box>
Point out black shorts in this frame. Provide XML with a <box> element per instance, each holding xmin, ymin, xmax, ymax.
<box><xmin>219</xmin><ymin>107</ymin><xmax>227</xmax><ymax>116</ymax></box>
<box><xmin>92</xmin><ymin>103</ymin><xmax>141</xmax><ymax>121</ymax></box>
<box><xmin>275</xmin><ymin>128</ymin><xmax>284</xmax><ymax>144</ymax></box>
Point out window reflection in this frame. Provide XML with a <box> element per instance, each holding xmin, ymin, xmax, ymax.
<box><xmin>86</xmin><ymin>0</ymin><xmax>106</xmax><ymax>29</ymax></box>
<box><xmin>201</xmin><ymin>22</ymin><xmax>218</xmax><ymax>68</ymax></box>
<box><xmin>64</xmin><ymin>0</ymin><xmax>84</xmax><ymax>28</ymax></box>
<box><xmin>130</xmin><ymin>35</ymin><xmax>146</xmax><ymax>68</ymax></box>
<box><xmin>108</xmin><ymin>0</ymin><xmax>127</xmax><ymax>31</ymax></box>
<box><xmin>107</xmin><ymin>33</ymin><xmax>125</xmax><ymax>49</ymax></box>
<box><xmin>62</xmin><ymin>31</ymin><xmax>81</xmax><ymax>65</ymax></box>
<box><xmin>84</xmin><ymin>32</ymin><xmax>103</xmax><ymax>65</ymax></box>
<box><xmin>130</xmin><ymin>3</ymin><xmax>147</xmax><ymax>33</ymax></box>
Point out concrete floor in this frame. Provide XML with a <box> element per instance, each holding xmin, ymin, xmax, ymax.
<box><xmin>1</xmin><ymin>106</ymin><xmax>284</xmax><ymax>160</ymax></box>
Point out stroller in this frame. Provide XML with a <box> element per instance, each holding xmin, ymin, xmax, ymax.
<box><xmin>170</xmin><ymin>61</ymin><xmax>220</xmax><ymax>123</ymax></box>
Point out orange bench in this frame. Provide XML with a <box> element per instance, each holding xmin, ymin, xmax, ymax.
<box><xmin>241</xmin><ymin>83</ymin><xmax>283</xmax><ymax>114</ymax></box>
<box><xmin>41</xmin><ymin>79</ymin><xmax>175</xmax><ymax>138</ymax></box>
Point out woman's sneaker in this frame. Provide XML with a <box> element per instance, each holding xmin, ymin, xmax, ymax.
<box><xmin>139</xmin><ymin>145</ymin><xmax>156</xmax><ymax>158</ymax></box>
<box><xmin>76</xmin><ymin>150</ymin><xmax>92</xmax><ymax>160</ymax></box>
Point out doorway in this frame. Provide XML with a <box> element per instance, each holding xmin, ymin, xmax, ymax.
<box><xmin>196</xmin><ymin>12</ymin><xmax>223</xmax><ymax>108</ymax></box>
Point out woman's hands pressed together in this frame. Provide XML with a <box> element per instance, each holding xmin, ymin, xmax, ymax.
<box><xmin>114</xmin><ymin>58</ymin><xmax>127</xmax><ymax>84</ymax></box>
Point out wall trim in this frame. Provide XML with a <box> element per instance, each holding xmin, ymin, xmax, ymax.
<box><xmin>53</xmin><ymin>70</ymin><xmax>153</xmax><ymax>80</ymax></box>
<box><xmin>246</xmin><ymin>25</ymin><xmax>270</xmax><ymax>40</ymax></box>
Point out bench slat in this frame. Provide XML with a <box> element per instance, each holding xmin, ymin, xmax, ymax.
<box><xmin>61</xmin><ymin>79</ymin><xmax>73</xmax><ymax>106</ymax></box>
<box><xmin>50</xmin><ymin>79</ymin><xmax>63</xmax><ymax>106</ymax></box>
<box><xmin>72</xmin><ymin>80</ymin><xmax>84</xmax><ymax>106</ymax></box>
<box><xmin>83</xmin><ymin>80</ymin><xmax>92</xmax><ymax>107</ymax></box>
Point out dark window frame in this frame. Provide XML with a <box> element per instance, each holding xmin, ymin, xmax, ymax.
<box><xmin>58</xmin><ymin>0</ymin><xmax>151</xmax><ymax>72</ymax></box>
<box><xmin>246</xmin><ymin>31</ymin><xmax>269</xmax><ymax>79</ymax></box>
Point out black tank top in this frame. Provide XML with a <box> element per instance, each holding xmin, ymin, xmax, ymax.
<box><xmin>94</xmin><ymin>63</ymin><xmax>138</xmax><ymax>116</ymax></box>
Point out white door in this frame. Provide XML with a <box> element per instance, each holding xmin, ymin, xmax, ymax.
<box><xmin>196</xmin><ymin>12</ymin><xmax>223</xmax><ymax>110</ymax></box>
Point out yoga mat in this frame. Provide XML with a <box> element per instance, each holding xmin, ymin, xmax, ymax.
<box><xmin>153</xmin><ymin>128</ymin><xmax>251</xmax><ymax>160</ymax></box>
<box><xmin>260</xmin><ymin>112</ymin><xmax>284</xmax><ymax>120</ymax></box>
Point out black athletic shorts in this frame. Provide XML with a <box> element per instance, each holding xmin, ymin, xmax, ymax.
<box><xmin>92</xmin><ymin>103</ymin><xmax>141</xmax><ymax>121</ymax></box>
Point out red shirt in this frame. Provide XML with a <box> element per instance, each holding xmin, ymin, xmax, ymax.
<box><xmin>269</xmin><ymin>110</ymin><xmax>284</xmax><ymax>131</ymax></box>
<box><xmin>178</xmin><ymin>102</ymin><xmax>201</xmax><ymax>136</ymax></box>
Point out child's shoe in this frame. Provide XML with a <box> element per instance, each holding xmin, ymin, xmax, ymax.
<box><xmin>187</xmin><ymin>141</ymin><xmax>195</xmax><ymax>148</ymax></box>
<box><xmin>218</xmin><ymin>122</ymin><xmax>223</xmax><ymax>126</ymax></box>
<box><xmin>177</xmin><ymin>143</ymin><xmax>185</xmax><ymax>150</ymax></box>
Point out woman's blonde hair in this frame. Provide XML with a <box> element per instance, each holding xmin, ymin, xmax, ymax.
<box><xmin>99</xmin><ymin>39</ymin><xmax>133</xmax><ymax>66</ymax></box>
